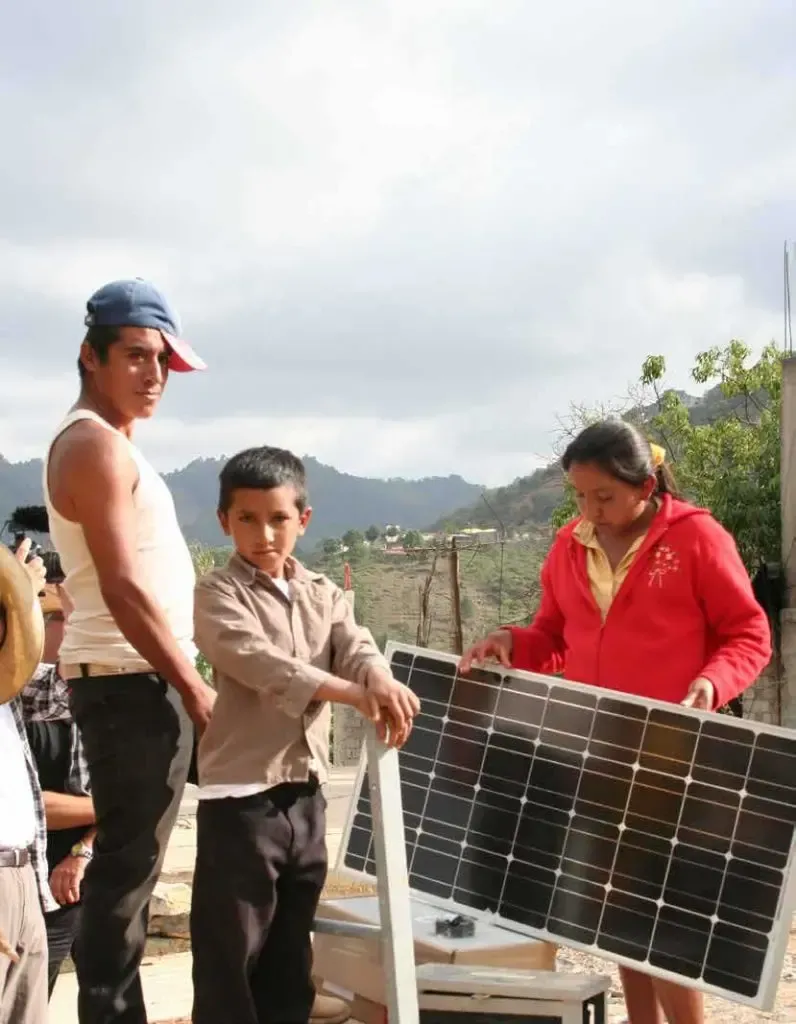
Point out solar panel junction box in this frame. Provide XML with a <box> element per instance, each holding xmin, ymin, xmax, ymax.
<box><xmin>434</xmin><ymin>915</ymin><xmax>476</xmax><ymax>939</ymax></box>
<box><xmin>415</xmin><ymin>963</ymin><xmax>610</xmax><ymax>1024</ymax></box>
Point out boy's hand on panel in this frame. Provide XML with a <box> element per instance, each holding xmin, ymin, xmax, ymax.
<box><xmin>358</xmin><ymin>669</ymin><xmax>420</xmax><ymax>749</ymax></box>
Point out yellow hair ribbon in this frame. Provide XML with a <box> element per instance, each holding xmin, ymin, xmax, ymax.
<box><xmin>650</xmin><ymin>443</ymin><xmax>666</xmax><ymax>468</ymax></box>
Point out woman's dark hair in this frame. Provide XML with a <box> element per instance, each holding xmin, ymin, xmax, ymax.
<box><xmin>561</xmin><ymin>419</ymin><xmax>680</xmax><ymax>497</ymax></box>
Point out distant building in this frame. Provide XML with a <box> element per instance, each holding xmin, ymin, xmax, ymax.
<box><xmin>450</xmin><ymin>527</ymin><xmax>498</xmax><ymax>545</ymax></box>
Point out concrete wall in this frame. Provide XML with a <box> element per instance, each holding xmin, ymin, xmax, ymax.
<box><xmin>741</xmin><ymin>356</ymin><xmax>796</xmax><ymax>727</ymax></box>
<box><xmin>777</xmin><ymin>357</ymin><xmax>796</xmax><ymax>728</ymax></box>
<box><xmin>743</xmin><ymin>666</ymin><xmax>783</xmax><ymax>725</ymax></box>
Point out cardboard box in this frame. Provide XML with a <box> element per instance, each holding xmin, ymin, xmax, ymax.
<box><xmin>415</xmin><ymin>963</ymin><xmax>610</xmax><ymax>1024</ymax></box>
<box><xmin>313</xmin><ymin>895</ymin><xmax>557</xmax><ymax>1008</ymax></box>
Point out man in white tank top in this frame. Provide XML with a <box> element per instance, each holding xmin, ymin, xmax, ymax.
<box><xmin>44</xmin><ymin>279</ymin><xmax>215</xmax><ymax>1024</ymax></box>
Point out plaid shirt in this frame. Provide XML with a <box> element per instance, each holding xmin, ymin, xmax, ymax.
<box><xmin>7</xmin><ymin>697</ymin><xmax>58</xmax><ymax>913</ymax></box>
<box><xmin>20</xmin><ymin>664</ymin><xmax>92</xmax><ymax>797</ymax></box>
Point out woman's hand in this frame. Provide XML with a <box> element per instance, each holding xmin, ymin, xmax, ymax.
<box><xmin>681</xmin><ymin>676</ymin><xmax>716</xmax><ymax>711</ymax></box>
<box><xmin>459</xmin><ymin>630</ymin><xmax>513</xmax><ymax>674</ymax></box>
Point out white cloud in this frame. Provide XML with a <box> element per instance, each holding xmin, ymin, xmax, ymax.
<box><xmin>0</xmin><ymin>0</ymin><xmax>793</xmax><ymax>486</ymax></box>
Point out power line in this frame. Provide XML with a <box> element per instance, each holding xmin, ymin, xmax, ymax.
<box><xmin>479</xmin><ymin>492</ymin><xmax>508</xmax><ymax>628</ymax></box>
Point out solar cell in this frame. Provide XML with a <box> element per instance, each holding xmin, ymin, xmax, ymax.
<box><xmin>340</xmin><ymin>643</ymin><xmax>796</xmax><ymax>1010</ymax></box>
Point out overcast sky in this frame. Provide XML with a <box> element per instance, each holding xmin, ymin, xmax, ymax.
<box><xmin>0</xmin><ymin>1</ymin><xmax>793</xmax><ymax>486</ymax></box>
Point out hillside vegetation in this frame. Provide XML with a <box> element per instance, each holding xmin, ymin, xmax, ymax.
<box><xmin>322</xmin><ymin>538</ymin><xmax>548</xmax><ymax>649</ymax></box>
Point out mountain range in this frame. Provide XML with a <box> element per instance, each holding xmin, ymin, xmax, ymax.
<box><xmin>0</xmin><ymin>382</ymin><xmax>747</xmax><ymax>547</ymax></box>
<box><xmin>0</xmin><ymin>453</ymin><xmax>482</xmax><ymax>546</ymax></box>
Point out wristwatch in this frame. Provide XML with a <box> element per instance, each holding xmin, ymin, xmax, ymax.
<box><xmin>70</xmin><ymin>841</ymin><xmax>93</xmax><ymax>861</ymax></box>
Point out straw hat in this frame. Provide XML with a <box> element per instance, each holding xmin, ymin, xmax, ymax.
<box><xmin>0</xmin><ymin>545</ymin><xmax>45</xmax><ymax>704</ymax></box>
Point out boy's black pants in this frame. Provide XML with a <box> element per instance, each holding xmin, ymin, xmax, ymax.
<box><xmin>191</xmin><ymin>780</ymin><xmax>328</xmax><ymax>1024</ymax></box>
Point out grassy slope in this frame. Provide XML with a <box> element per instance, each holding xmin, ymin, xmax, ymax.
<box><xmin>316</xmin><ymin>537</ymin><xmax>548</xmax><ymax>655</ymax></box>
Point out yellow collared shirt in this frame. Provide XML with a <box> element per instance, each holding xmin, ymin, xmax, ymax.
<box><xmin>573</xmin><ymin>519</ymin><xmax>648</xmax><ymax>621</ymax></box>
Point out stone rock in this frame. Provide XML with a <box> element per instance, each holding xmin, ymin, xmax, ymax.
<box><xmin>149</xmin><ymin>881</ymin><xmax>192</xmax><ymax>939</ymax></box>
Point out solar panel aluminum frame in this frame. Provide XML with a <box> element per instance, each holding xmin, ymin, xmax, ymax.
<box><xmin>352</xmin><ymin>722</ymin><xmax>420</xmax><ymax>1024</ymax></box>
<box><xmin>337</xmin><ymin>641</ymin><xmax>796</xmax><ymax>1012</ymax></box>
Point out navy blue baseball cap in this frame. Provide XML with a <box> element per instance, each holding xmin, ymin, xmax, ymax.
<box><xmin>84</xmin><ymin>278</ymin><xmax>206</xmax><ymax>372</ymax></box>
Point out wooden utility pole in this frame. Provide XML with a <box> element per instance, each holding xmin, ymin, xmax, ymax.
<box><xmin>449</xmin><ymin>537</ymin><xmax>464</xmax><ymax>655</ymax></box>
<box><xmin>416</xmin><ymin>553</ymin><xmax>437</xmax><ymax>648</ymax></box>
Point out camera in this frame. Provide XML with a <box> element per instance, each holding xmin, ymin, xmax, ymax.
<box><xmin>10</xmin><ymin>532</ymin><xmax>44</xmax><ymax>562</ymax></box>
<box><xmin>3</xmin><ymin>506</ymin><xmax>64</xmax><ymax>584</ymax></box>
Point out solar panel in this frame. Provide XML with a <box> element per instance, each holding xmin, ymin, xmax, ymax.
<box><xmin>340</xmin><ymin>642</ymin><xmax>796</xmax><ymax>1011</ymax></box>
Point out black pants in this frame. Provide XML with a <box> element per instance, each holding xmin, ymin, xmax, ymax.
<box><xmin>191</xmin><ymin>782</ymin><xmax>328</xmax><ymax>1024</ymax></box>
<box><xmin>68</xmin><ymin>673</ymin><xmax>193</xmax><ymax>1024</ymax></box>
<box><xmin>45</xmin><ymin>903</ymin><xmax>82</xmax><ymax>997</ymax></box>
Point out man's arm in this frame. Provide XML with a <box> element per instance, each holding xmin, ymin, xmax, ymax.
<box><xmin>49</xmin><ymin>825</ymin><xmax>97</xmax><ymax>906</ymax></box>
<box><xmin>41</xmin><ymin>792</ymin><xmax>95</xmax><ymax>830</ymax></box>
<box><xmin>51</xmin><ymin>425</ymin><xmax>214</xmax><ymax>731</ymax></box>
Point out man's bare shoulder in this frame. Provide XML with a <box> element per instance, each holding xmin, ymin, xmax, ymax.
<box><xmin>48</xmin><ymin>419</ymin><xmax>137</xmax><ymax>517</ymax></box>
<box><xmin>51</xmin><ymin>419</ymin><xmax>129</xmax><ymax>474</ymax></box>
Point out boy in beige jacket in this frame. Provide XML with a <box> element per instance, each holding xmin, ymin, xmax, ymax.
<box><xmin>191</xmin><ymin>445</ymin><xmax>419</xmax><ymax>1024</ymax></box>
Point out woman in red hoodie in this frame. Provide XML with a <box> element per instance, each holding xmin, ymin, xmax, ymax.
<box><xmin>460</xmin><ymin>419</ymin><xmax>771</xmax><ymax>1024</ymax></box>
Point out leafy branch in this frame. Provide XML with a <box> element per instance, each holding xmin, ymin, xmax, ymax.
<box><xmin>551</xmin><ymin>341</ymin><xmax>783</xmax><ymax>572</ymax></box>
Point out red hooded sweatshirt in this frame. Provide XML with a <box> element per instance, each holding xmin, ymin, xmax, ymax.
<box><xmin>508</xmin><ymin>495</ymin><xmax>772</xmax><ymax>708</ymax></box>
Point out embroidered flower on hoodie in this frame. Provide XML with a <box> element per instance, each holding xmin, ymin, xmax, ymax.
<box><xmin>648</xmin><ymin>543</ymin><xmax>681</xmax><ymax>587</ymax></box>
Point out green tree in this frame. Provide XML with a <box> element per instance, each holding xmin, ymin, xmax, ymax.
<box><xmin>643</xmin><ymin>342</ymin><xmax>781</xmax><ymax>570</ymax></box>
<box><xmin>365</xmin><ymin>525</ymin><xmax>381</xmax><ymax>543</ymax></box>
<box><xmin>342</xmin><ymin>530</ymin><xmax>365</xmax><ymax>556</ymax></box>
<box><xmin>190</xmin><ymin>543</ymin><xmax>216</xmax><ymax>579</ymax></box>
<box><xmin>189</xmin><ymin>544</ymin><xmax>216</xmax><ymax>686</ymax></box>
<box><xmin>401</xmin><ymin>530</ymin><xmax>423</xmax><ymax>549</ymax></box>
<box><xmin>213</xmin><ymin>546</ymin><xmax>232</xmax><ymax>566</ymax></box>
<box><xmin>551</xmin><ymin>341</ymin><xmax>782</xmax><ymax>571</ymax></box>
<box><xmin>322</xmin><ymin>538</ymin><xmax>341</xmax><ymax>557</ymax></box>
